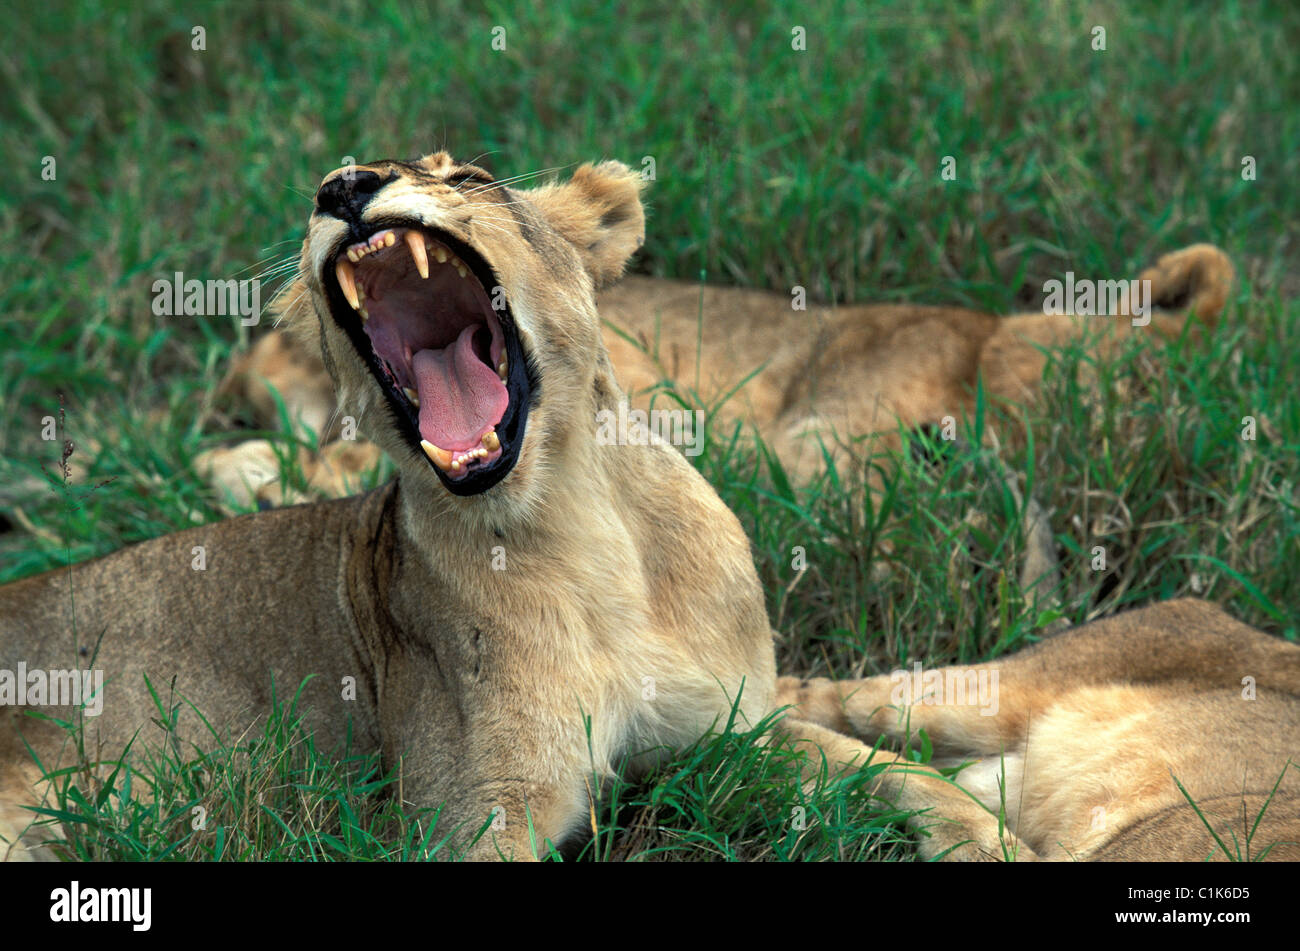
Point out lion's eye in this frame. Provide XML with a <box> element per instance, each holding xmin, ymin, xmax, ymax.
<box><xmin>446</xmin><ymin>170</ymin><xmax>494</xmax><ymax>188</ymax></box>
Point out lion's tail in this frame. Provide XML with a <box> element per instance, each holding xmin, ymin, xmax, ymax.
<box><xmin>1123</xmin><ymin>243</ymin><xmax>1235</xmax><ymax>337</ymax></box>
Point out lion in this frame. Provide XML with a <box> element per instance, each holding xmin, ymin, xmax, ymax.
<box><xmin>2</xmin><ymin>154</ymin><xmax>777</xmax><ymax>860</ymax></box>
<box><xmin>601</xmin><ymin>243</ymin><xmax>1233</xmax><ymax>483</ymax></box>
<box><xmin>2</xmin><ymin>153</ymin><xmax>1292</xmax><ymax>863</ymax></box>
<box><xmin>778</xmin><ymin>599</ymin><xmax>1300</xmax><ymax>861</ymax></box>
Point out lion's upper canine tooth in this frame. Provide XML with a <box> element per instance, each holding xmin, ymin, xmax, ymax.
<box><xmin>405</xmin><ymin>230</ymin><xmax>429</xmax><ymax>279</ymax></box>
<box><xmin>403</xmin><ymin>386</ymin><xmax>420</xmax><ymax>406</ymax></box>
<box><xmin>335</xmin><ymin>259</ymin><xmax>360</xmax><ymax>310</ymax></box>
<box><xmin>481</xmin><ymin>430</ymin><xmax>500</xmax><ymax>452</ymax></box>
<box><xmin>421</xmin><ymin>439</ymin><xmax>452</xmax><ymax>471</ymax></box>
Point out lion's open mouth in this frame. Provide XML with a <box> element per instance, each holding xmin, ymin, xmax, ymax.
<box><xmin>326</xmin><ymin>225</ymin><xmax>532</xmax><ymax>495</ymax></box>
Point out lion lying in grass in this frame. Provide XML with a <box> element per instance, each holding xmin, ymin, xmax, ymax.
<box><xmin>4</xmin><ymin>152</ymin><xmax>1293</xmax><ymax>862</ymax></box>
<box><xmin>200</xmin><ymin>242</ymin><xmax>1232</xmax><ymax>504</ymax></box>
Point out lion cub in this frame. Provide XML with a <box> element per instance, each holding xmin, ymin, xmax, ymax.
<box><xmin>2</xmin><ymin>154</ymin><xmax>776</xmax><ymax>860</ymax></box>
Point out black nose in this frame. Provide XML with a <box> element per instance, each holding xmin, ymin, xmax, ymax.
<box><xmin>314</xmin><ymin>169</ymin><xmax>387</xmax><ymax>220</ymax></box>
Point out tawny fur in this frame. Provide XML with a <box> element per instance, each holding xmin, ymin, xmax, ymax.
<box><xmin>778</xmin><ymin>599</ymin><xmax>1300</xmax><ymax>861</ymax></box>
<box><xmin>604</xmin><ymin>243</ymin><xmax>1232</xmax><ymax>482</ymax></box>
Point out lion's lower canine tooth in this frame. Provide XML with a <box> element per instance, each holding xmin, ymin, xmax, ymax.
<box><xmin>403</xmin><ymin>386</ymin><xmax>420</xmax><ymax>406</ymax></box>
<box><xmin>405</xmin><ymin>230</ymin><xmax>429</xmax><ymax>279</ymax></box>
<box><xmin>335</xmin><ymin>259</ymin><xmax>360</xmax><ymax>310</ymax></box>
<box><xmin>481</xmin><ymin>430</ymin><xmax>500</xmax><ymax>451</ymax></box>
<box><xmin>421</xmin><ymin>439</ymin><xmax>453</xmax><ymax>471</ymax></box>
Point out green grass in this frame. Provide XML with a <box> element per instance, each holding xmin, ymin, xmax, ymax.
<box><xmin>2</xmin><ymin>0</ymin><xmax>1298</xmax><ymax>860</ymax></box>
<box><xmin>21</xmin><ymin>680</ymin><xmax>922</xmax><ymax>861</ymax></box>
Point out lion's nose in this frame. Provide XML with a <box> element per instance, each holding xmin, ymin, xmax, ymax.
<box><xmin>314</xmin><ymin>168</ymin><xmax>387</xmax><ymax>220</ymax></box>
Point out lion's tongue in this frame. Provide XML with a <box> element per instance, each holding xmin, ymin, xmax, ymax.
<box><xmin>413</xmin><ymin>323</ymin><xmax>508</xmax><ymax>451</ymax></box>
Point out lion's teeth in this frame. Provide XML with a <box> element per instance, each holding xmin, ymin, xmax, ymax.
<box><xmin>404</xmin><ymin>230</ymin><xmax>429</xmax><ymax>279</ymax></box>
<box><xmin>481</xmin><ymin>430</ymin><xmax>500</xmax><ymax>452</ymax></box>
<box><xmin>455</xmin><ymin>262</ymin><xmax>467</xmax><ymax>279</ymax></box>
<box><xmin>359</xmin><ymin>306</ymin><xmax>369</xmax><ymax>322</ymax></box>
<box><xmin>496</xmin><ymin>356</ymin><xmax>508</xmax><ymax>380</ymax></box>
<box><xmin>335</xmin><ymin>259</ymin><xmax>360</xmax><ymax>310</ymax></box>
<box><xmin>420</xmin><ymin>439</ymin><xmax>452</xmax><ymax>472</ymax></box>
<box><xmin>403</xmin><ymin>387</ymin><xmax>420</xmax><ymax>407</ymax></box>
<box><xmin>433</xmin><ymin>246</ymin><xmax>448</xmax><ymax>264</ymax></box>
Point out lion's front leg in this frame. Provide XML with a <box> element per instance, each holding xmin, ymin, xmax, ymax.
<box><xmin>453</xmin><ymin>776</ymin><xmax>591</xmax><ymax>862</ymax></box>
<box><xmin>385</xmin><ymin>704</ymin><xmax>596</xmax><ymax>862</ymax></box>
<box><xmin>396</xmin><ymin>765</ymin><xmax>592</xmax><ymax>862</ymax></box>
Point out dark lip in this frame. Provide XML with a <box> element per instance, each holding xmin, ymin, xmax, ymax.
<box><xmin>321</xmin><ymin>221</ymin><xmax>535</xmax><ymax>496</ymax></box>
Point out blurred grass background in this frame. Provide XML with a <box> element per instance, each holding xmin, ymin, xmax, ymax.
<box><xmin>1</xmin><ymin>0</ymin><xmax>1298</xmax><ymax>860</ymax></box>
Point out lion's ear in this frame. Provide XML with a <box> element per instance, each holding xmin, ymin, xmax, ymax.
<box><xmin>527</xmin><ymin>161</ymin><xmax>646</xmax><ymax>287</ymax></box>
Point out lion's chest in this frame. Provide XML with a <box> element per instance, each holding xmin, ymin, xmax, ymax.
<box><xmin>387</xmin><ymin>539</ymin><xmax>763</xmax><ymax>778</ymax></box>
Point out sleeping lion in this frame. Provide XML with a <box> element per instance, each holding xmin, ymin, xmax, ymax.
<box><xmin>202</xmin><ymin>237</ymin><xmax>1234</xmax><ymax>503</ymax></box>
<box><xmin>2</xmin><ymin>153</ymin><xmax>1294</xmax><ymax>862</ymax></box>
